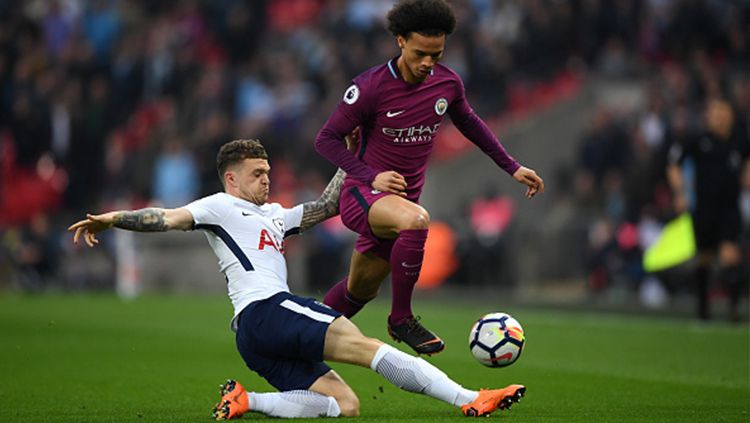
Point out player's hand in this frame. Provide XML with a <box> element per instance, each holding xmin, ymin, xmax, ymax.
<box><xmin>512</xmin><ymin>166</ymin><xmax>544</xmax><ymax>198</ymax></box>
<box><xmin>372</xmin><ymin>171</ymin><xmax>407</xmax><ymax>197</ymax></box>
<box><xmin>344</xmin><ymin>127</ymin><xmax>361</xmax><ymax>152</ymax></box>
<box><xmin>67</xmin><ymin>212</ymin><xmax>117</xmax><ymax>247</ymax></box>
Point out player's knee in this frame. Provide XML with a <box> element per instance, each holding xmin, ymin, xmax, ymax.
<box><xmin>337</xmin><ymin>393</ymin><xmax>360</xmax><ymax>417</ymax></box>
<box><xmin>404</xmin><ymin>208</ymin><xmax>430</xmax><ymax>230</ymax></box>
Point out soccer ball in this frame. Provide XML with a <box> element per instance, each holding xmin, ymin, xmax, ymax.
<box><xmin>468</xmin><ymin>312</ymin><xmax>525</xmax><ymax>367</ymax></box>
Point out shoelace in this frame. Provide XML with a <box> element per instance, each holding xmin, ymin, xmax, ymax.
<box><xmin>405</xmin><ymin>316</ymin><xmax>432</xmax><ymax>338</ymax></box>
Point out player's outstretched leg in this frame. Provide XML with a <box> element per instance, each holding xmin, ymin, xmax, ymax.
<box><xmin>461</xmin><ymin>385</ymin><xmax>526</xmax><ymax>417</ymax></box>
<box><xmin>326</xmin><ymin>317</ymin><xmax>525</xmax><ymax>418</ymax></box>
<box><xmin>212</xmin><ymin>379</ymin><xmax>342</xmax><ymax>419</ymax></box>
<box><xmin>369</xmin><ymin>343</ymin><xmax>524</xmax><ymax>417</ymax></box>
<box><xmin>212</xmin><ymin>379</ymin><xmax>249</xmax><ymax>420</ymax></box>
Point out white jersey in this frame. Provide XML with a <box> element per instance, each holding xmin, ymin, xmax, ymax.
<box><xmin>184</xmin><ymin>192</ymin><xmax>303</xmax><ymax>330</ymax></box>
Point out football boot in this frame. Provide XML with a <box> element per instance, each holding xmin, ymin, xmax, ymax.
<box><xmin>212</xmin><ymin>379</ymin><xmax>249</xmax><ymax>420</ymax></box>
<box><xmin>387</xmin><ymin>316</ymin><xmax>445</xmax><ymax>355</ymax></box>
<box><xmin>461</xmin><ymin>385</ymin><xmax>526</xmax><ymax>417</ymax></box>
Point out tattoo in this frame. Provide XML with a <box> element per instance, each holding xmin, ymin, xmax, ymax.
<box><xmin>300</xmin><ymin>169</ymin><xmax>346</xmax><ymax>231</ymax></box>
<box><xmin>113</xmin><ymin>208</ymin><xmax>169</xmax><ymax>232</ymax></box>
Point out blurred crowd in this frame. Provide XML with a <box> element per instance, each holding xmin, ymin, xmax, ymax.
<box><xmin>566</xmin><ymin>0</ymin><xmax>750</xmax><ymax>310</ymax></box>
<box><xmin>1</xmin><ymin>0</ymin><xmax>749</xmax><ymax>303</ymax></box>
<box><xmin>574</xmin><ymin>75</ymin><xmax>750</xmax><ymax>304</ymax></box>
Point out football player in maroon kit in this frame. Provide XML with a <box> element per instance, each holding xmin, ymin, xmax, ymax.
<box><xmin>316</xmin><ymin>0</ymin><xmax>544</xmax><ymax>355</ymax></box>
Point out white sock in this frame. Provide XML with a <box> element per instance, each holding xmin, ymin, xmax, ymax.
<box><xmin>248</xmin><ymin>390</ymin><xmax>341</xmax><ymax>418</ymax></box>
<box><xmin>370</xmin><ymin>344</ymin><xmax>478</xmax><ymax>407</ymax></box>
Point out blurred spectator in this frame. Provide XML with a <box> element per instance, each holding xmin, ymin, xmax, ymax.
<box><xmin>7</xmin><ymin>213</ymin><xmax>59</xmax><ymax>291</ymax></box>
<box><xmin>152</xmin><ymin>134</ymin><xmax>199</xmax><ymax>208</ymax></box>
<box><xmin>585</xmin><ymin>217</ymin><xmax>617</xmax><ymax>293</ymax></box>
<box><xmin>83</xmin><ymin>0</ymin><xmax>121</xmax><ymax>62</ymax></box>
<box><xmin>579</xmin><ymin>110</ymin><xmax>630</xmax><ymax>186</ymax></box>
<box><xmin>458</xmin><ymin>186</ymin><xmax>516</xmax><ymax>286</ymax></box>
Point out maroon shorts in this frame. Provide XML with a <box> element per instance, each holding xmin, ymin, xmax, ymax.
<box><xmin>339</xmin><ymin>179</ymin><xmax>395</xmax><ymax>261</ymax></box>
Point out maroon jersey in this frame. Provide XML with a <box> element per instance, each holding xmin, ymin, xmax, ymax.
<box><xmin>315</xmin><ymin>57</ymin><xmax>519</xmax><ymax>202</ymax></box>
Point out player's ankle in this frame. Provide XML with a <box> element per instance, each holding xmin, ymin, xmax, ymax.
<box><xmin>388</xmin><ymin>314</ymin><xmax>413</xmax><ymax>326</ymax></box>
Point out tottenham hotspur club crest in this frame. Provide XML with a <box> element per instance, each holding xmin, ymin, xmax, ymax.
<box><xmin>343</xmin><ymin>84</ymin><xmax>360</xmax><ymax>105</ymax></box>
<box><xmin>434</xmin><ymin>98</ymin><xmax>448</xmax><ymax>116</ymax></box>
<box><xmin>272</xmin><ymin>218</ymin><xmax>285</xmax><ymax>233</ymax></box>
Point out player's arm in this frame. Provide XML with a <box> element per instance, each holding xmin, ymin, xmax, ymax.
<box><xmin>68</xmin><ymin>207</ymin><xmax>194</xmax><ymax>247</ymax></box>
<box><xmin>315</xmin><ymin>83</ymin><xmax>406</xmax><ymax>196</ymax></box>
<box><xmin>315</xmin><ymin>86</ymin><xmax>378</xmax><ymax>183</ymax></box>
<box><xmin>300</xmin><ymin>168</ymin><xmax>346</xmax><ymax>232</ymax></box>
<box><xmin>666</xmin><ymin>142</ymin><xmax>689</xmax><ymax>213</ymax></box>
<box><xmin>299</xmin><ymin>128</ymin><xmax>362</xmax><ymax>231</ymax></box>
<box><xmin>448</xmin><ymin>89</ymin><xmax>544</xmax><ymax>198</ymax></box>
<box><xmin>666</xmin><ymin>163</ymin><xmax>688</xmax><ymax>213</ymax></box>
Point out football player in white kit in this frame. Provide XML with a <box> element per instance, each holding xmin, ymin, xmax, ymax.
<box><xmin>68</xmin><ymin>138</ymin><xmax>525</xmax><ymax>419</ymax></box>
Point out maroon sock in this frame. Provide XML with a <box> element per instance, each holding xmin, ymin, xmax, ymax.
<box><xmin>388</xmin><ymin>229</ymin><xmax>428</xmax><ymax>325</ymax></box>
<box><xmin>323</xmin><ymin>278</ymin><xmax>368</xmax><ymax>318</ymax></box>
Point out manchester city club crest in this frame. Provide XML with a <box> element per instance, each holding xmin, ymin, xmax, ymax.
<box><xmin>434</xmin><ymin>97</ymin><xmax>448</xmax><ymax>115</ymax></box>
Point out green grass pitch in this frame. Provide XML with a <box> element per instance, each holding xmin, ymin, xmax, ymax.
<box><xmin>0</xmin><ymin>294</ymin><xmax>747</xmax><ymax>422</ymax></box>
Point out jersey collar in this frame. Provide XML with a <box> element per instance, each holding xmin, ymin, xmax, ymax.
<box><xmin>388</xmin><ymin>56</ymin><xmax>435</xmax><ymax>83</ymax></box>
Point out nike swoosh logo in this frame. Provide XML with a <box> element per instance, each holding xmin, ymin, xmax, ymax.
<box><xmin>491</xmin><ymin>352</ymin><xmax>514</xmax><ymax>362</ymax></box>
<box><xmin>401</xmin><ymin>261</ymin><xmax>422</xmax><ymax>268</ymax></box>
<box><xmin>241</xmin><ymin>212</ymin><xmax>252</xmax><ymax>216</ymax></box>
<box><xmin>386</xmin><ymin>110</ymin><xmax>405</xmax><ymax>117</ymax></box>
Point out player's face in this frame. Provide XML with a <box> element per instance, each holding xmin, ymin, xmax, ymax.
<box><xmin>234</xmin><ymin>158</ymin><xmax>270</xmax><ymax>205</ymax></box>
<box><xmin>397</xmin><ymin>32</ymin><xmax>446</xmax><ymax>83</ymax></box>
<box><xmin>705</xmin><ymin>100</ymin><xmax>733</xmax><ymax>139</ymax></box>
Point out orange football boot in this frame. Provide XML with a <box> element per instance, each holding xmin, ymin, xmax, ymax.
<box><xmin>212</xmin><ymin>379</ymin><xmax>249</xmax><ymax>420</ymax></box>
<box><xmin>461</xmin><ymin>385</ymin><xmax>526</xmax><ymax>417</ymax></box>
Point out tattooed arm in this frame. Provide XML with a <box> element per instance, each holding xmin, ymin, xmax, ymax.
<box><xmin>298</xmin><ymin>126</ymin><xmax>359</xmax><ymax>232</ymax></box>
<box><xmin>299</xmin><ymin>168</ymin><xmax>346</xmax><ymax>232</ymax></box>
<box><xmin>68</xmin><ymin>207</ymin><xmax>194</xmax><ymax>247</ymax></box>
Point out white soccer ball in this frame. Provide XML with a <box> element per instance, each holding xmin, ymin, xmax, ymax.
<box><xmin>468</xmin><ymin>312</ymin><xmax>525</xmax><ymax>367</ymax></box>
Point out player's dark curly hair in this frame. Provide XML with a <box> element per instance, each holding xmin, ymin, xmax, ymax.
<box><xmin>216</xmin><ymin>139</ymin><xmax>268</xmax><ymax>182</ymax></box>
<box><xmin>386</xmin><ymin>0</ymin><xmax>456</xmax><ymax>38</ymax></box>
